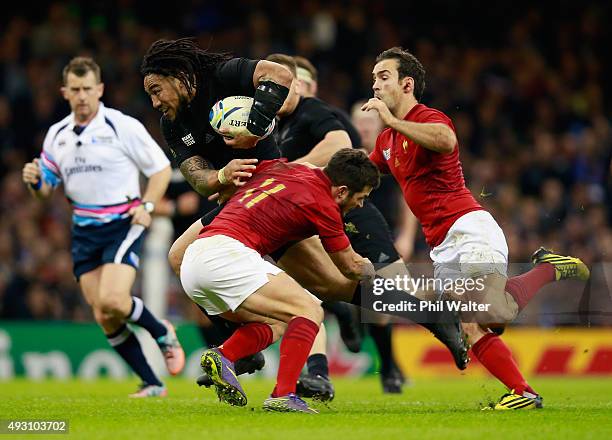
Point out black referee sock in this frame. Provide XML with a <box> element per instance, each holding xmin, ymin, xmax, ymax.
<box><xmin>368</xmin><ymin>323</ymin><xmax>393</xmax><ymax>378</ymax></box>
<box><xmin>127</xmin><ymin>297</ymin><xmax>167</xmax><ymax>340</ymax></box>
<box><xmin>307</xmin><ymin>353</ymin><xmax>329</xmax><ymax>379</ymax></box>
<box><xmin>106</xmin><ymin>324</ymin><xmax>162</xmax><ymax>387</ymax></box>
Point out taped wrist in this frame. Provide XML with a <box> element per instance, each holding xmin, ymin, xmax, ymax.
<box><xmin>247</xmin><ymin>81</ymin><xmax>289</xmax><ymax>136</ymax></box>
<box><xmin>218</xmin><ymin>167</ymin><xmax>229</xmax><ymax>185</ymax></box>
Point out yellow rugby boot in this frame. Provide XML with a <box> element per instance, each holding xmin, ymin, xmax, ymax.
<box><xmin>531</xmin><ymin>247</ymin><xmax>590</xmax><ymax>281</ymax></box>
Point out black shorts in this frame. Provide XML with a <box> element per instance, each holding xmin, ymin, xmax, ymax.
<box><xmin>344</xmin><ymin>200</ymin><xmax>399</xmax><ymax>267</ymax></box>
<box><xmin>200</xmin><ymin>203</ymin><xmax>225</xmax><ymax>227</ymax></box>
<box><xmin>201</xmin><ymin>305</ymin><xmax>241</xmax><ymax>333</ymax></box>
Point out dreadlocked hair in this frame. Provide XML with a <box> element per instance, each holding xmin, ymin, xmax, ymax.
<box><xmin>140</xmin><ymin>37</ymin><xmax>232</xmax><ymax>95</ymax></box>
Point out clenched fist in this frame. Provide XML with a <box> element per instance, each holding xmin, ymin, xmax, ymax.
<box><xmin>22</xmin><ymin>158</ymin><xmax>42</xmax><ymax>186</ymax></box>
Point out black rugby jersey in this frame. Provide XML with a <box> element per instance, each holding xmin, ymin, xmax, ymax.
<box><xmin>160</xmin><ymin>57</ymin><xmax>280</xmax><ymax>170</ymax></box>
<box><xmin>276</xmin><ymin>97</ymin><xmax>361</xmax><ymax>161</ymax></box>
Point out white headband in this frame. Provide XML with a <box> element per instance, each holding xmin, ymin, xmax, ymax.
<box><xmin>296</xmin><ymin>67</ymin><xmax>313</xmax><ymax>83</ymax></box>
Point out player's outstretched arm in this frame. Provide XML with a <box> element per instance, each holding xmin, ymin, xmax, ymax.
<box><xmin>22</xmin><ymin>158</ymin><xmax>53</xmax><ymax>200</ymax></box>
<box><xmin>294</xmin><ymin>131</ymin><xmax>352</xmax><ymax>167</ymax></box>
<box><xmin>328</xmin><ymin>245</ymin><xmax>376</xmax><ymax>281</ymax></box>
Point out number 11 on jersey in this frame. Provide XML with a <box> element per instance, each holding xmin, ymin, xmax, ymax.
<box><xmin>239</xmin><ymin>178</ymin><xmax>286</xmax><ymax>208</ymax></box>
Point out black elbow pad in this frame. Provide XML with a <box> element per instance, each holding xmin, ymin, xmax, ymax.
<box><xmin>247</xmin><ymin>80</ymin><xmax>289</xmax><ymax>136</ymax></box>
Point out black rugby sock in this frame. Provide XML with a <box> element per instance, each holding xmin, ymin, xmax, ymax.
<box><xmin>368</xmin><ymin>323</ymin><xmax>394</xmax><ymax>377</ymax></box>
<box><xmin>307</xmin><ymin>353</ymin><xmax>329</xmax><ymax>379</ymax></box>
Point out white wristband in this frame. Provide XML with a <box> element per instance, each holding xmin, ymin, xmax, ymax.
<box><xmin>218</xmin><ymin>167</ymin><xmax>229</xmax><ymax>185</ymax></box>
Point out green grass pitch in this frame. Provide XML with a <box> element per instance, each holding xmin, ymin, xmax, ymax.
<box><xmin>1</xmin><ymin>377</ymin><xmax>611</xmax><ymax>439</ymax></box>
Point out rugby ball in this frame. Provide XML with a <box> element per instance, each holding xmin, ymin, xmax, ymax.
<box><xmin>209</xmin><ymin>96</ymin><xmax>275</xmax><ymax>139</ymax></box>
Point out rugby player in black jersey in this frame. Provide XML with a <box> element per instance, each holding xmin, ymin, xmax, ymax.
<box><xmin>141</xmin><ymin>37</ymin><xmax>291</xmax><ymax>381</ymax></box>
<box><xmin>141</xmin><ymin>39</ymin><xmax>469</xmax><ymax>394</ymax></box>
<box><xmin>142</xmin><ymin>38</ymin><xmax>349</xmax><ymax>392</ymax></box>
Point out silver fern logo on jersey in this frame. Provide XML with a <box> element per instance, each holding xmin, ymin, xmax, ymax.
<box><xmin>182</xmin><ymin>133</ymin><xmax>195</xmax><ymax>146</ymax></box>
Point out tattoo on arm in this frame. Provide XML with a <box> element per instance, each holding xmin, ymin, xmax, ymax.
<box><xmin>179</xmin><ymin>156</ymin><xmax>218</xmax><ymax>196</ymax></box>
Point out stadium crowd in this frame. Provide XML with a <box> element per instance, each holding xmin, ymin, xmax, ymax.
<box><xmin>1</xmin><ymin>1</ymin><xmax>610</xmax><ymax>324</ymax></box>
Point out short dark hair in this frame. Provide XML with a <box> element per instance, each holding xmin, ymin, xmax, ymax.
<box><xmin>376</xmin><ymin>47</ymin><xmax>426</xmax><ymax>100</ymax></box>
<box><xmin>294</xmin><ymin>56</ymin><xmax>318</xmax><ymax>82</ymax></box>
<box><xmin>324</xmin><ymin>149</ymin><xmax>380</xmax><ymax>193</ymax></box>
<box><xmin>141</xmin><ymin>37</ymin><xmax>231</xmax><ymax>96</ymax></box>
<box><xmin>63</xmin><ymin>57</ymin><xmax>101</xmax><ymax>85</ymax></box>
<box><xmin>266</xmin><ymin>54</ymin><xmax>297</xmax><ymax>77</ymax></box>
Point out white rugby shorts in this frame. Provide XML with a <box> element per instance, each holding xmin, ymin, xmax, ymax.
<box><xmin>430</xmin><ymin>210</ymin><xmax>508</xmax><ymax>284</ymax></box>
<box><xmin>180</xmin><ymin>235</ymin><xmax>283</xmax><ymax>315</ymax></box>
